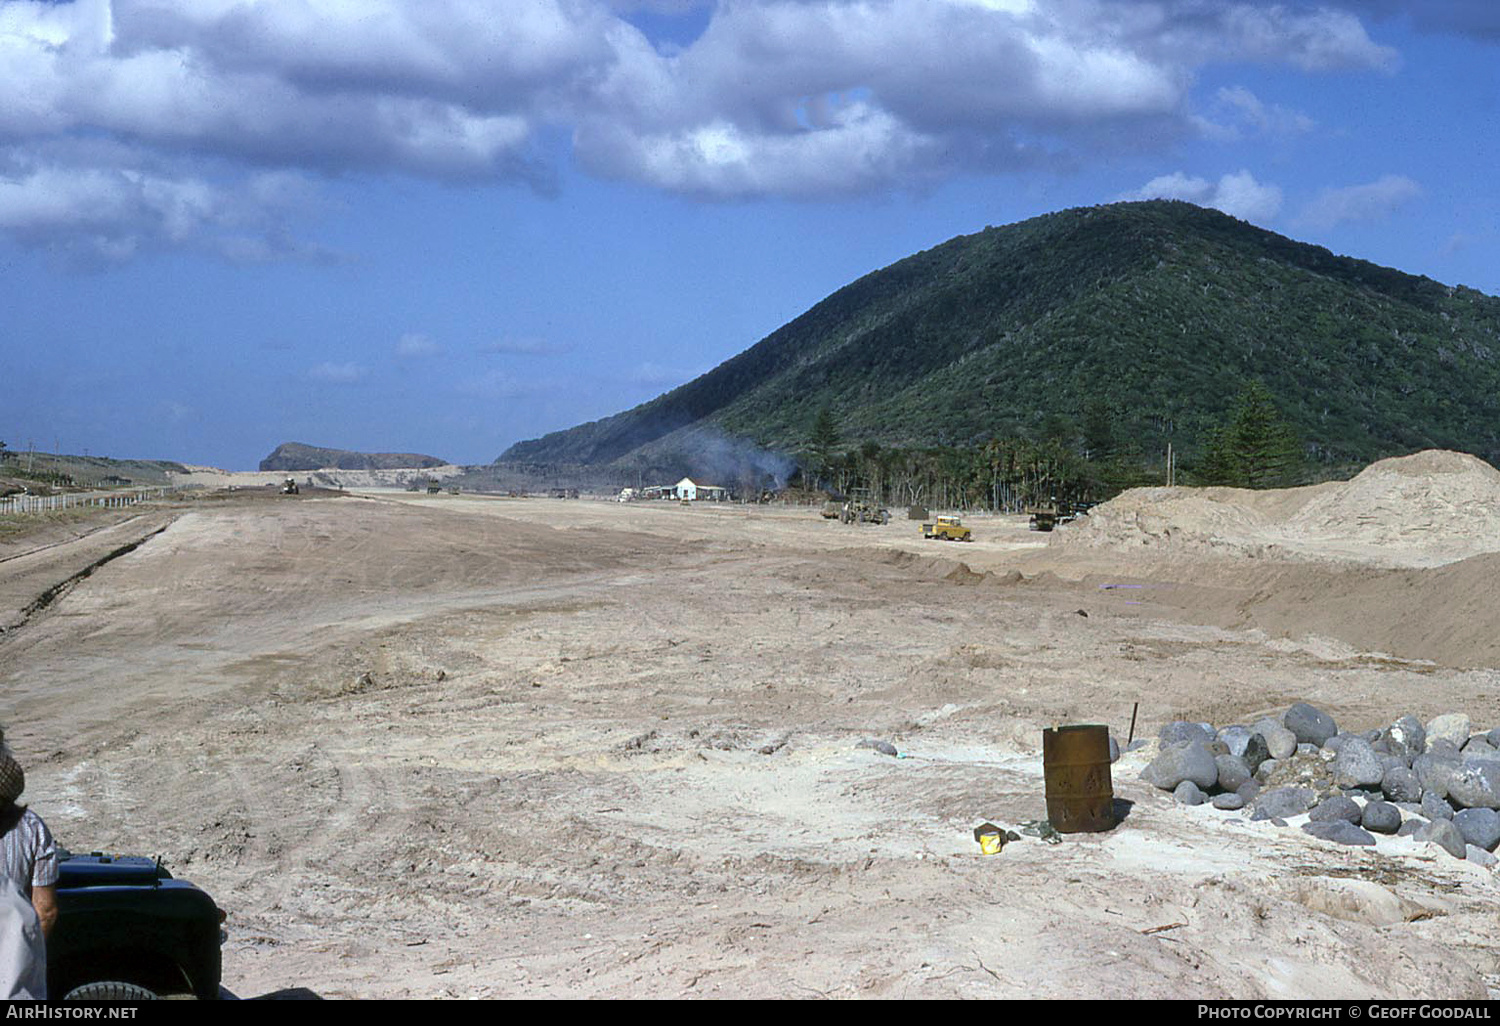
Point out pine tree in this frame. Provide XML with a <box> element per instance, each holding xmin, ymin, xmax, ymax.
<box><xmin>808</xmin><ymin>406</ymin><xmax>841</xmax><ymax>486</ymax></box>
<box><xmin>1198</xmin><ymin>382</ymin><xmax>1303</xmax><ymax>488</ymax></box>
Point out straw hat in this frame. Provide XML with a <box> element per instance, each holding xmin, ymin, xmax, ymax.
<box><xmin>0</xmin><ymin>751</ymin><xmax>24</xmax><ymax>806</ymax></box>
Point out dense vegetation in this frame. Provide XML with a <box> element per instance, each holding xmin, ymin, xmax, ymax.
<box><xmin>501</xmin><ymin>200</ymin><xmax>1500</xmax><ymax>496</ymax></box>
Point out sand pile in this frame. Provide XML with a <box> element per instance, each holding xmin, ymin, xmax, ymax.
<box><xmin>1053</xmin><ymin>450</ymin><xmax>1500</xmax><ymax>568</ymax></box>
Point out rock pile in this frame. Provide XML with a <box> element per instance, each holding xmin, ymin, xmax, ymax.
<box><xmin>1139</xmin><ymin>703</ymin><xmax>1500</xmax><ymax>865</ymax></box>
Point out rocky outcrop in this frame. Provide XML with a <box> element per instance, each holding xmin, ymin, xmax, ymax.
<box><xmin>259</xmin><ymin>442</ymin><xmax>449</xmax><ymax>473</ymax></box>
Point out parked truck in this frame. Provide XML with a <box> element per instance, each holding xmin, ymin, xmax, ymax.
<box><xmin>922</xmin><ymin>515</ymin><xmax>972</xmax><ymax>541</ymax></box>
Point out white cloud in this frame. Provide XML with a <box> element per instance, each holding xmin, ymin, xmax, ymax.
<box><xmin>1205</xmin><ymin>86</ymin><xmax>1316</xmax><ymax>138</ymax></box>
<box><xmin>0</xmin><ymin>151</ymin><xmax>332</xmax><ymax>265</ymax></box>
<box><xmin>396</xmin><ymin>333</ymin><xmax>441</xmax><ymax>358</ymax></box>
<box><xmin>0</xmin><ymin>0</ymin><xmax>1407</xmax><ymax>252</ymax></box>
<box><xmin>1124</xmin><ymin>169</ymin><xmax>1283</xmax><ymax>223</ymax></box>
<box><xmin>308</xmin><ymin>362</ymin><xmax>366</xmax><ymax>384</ymax></box>
<box><xmin>1297</xmin><ymin>174</ymin><xmax>1422</xmax><ymax>229</ymax></box>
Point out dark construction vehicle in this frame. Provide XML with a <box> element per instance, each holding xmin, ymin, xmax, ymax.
<box><xmin>49</xmin><ymin>851</ymin><xmax>225</xmax><ymax>1000</ymax></box>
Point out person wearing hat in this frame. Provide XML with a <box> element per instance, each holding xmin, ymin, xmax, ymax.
<box><xmin>0</xmin><ymin>745</ymin><xmax>57</xmax><ymax>1000</ymax></box>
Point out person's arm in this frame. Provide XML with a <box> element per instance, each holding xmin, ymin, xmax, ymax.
<box><xmin>31</xmin><ymin>884</ymin><xmax>58</xmax><ymax>939</ymax></box>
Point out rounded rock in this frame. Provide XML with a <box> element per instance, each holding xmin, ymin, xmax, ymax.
<box><xmin>1252</xmin><ymin>719</ymin><xmax>1298</xmax><ymax>762</ymax></box>
<box><xmin>1211</xmin><ymin>793</ymin><xmax>1246</xmax><ymax>811</ymax></box>
<box><xmin>1416</xmin><ymin>818</ymin><xmax>1468</xmax><ymax>859</ymax></box>
<box><xmin>1467</xmin><ymin>845</ymin><xmax>1499</xmax><ymax>868</ymax></box>
<box><xmin>1381</xmin><ymin>766</ymin><xmax>1422</xmax><ymax>804</ymax></box>
<box><xmin>1174</xmin><ymin>780</ymin><xmax>1207</xmax><ymax>806</ymax></box>
<box><xmin>1141</xmin><ymin>740</ymin><xmax>1220</xmax><ymax>792</ymax></box>
<box><xmin>1332</xmin><ymin>737</ymin><xmax>1385</xmax><ymax>789</ymax></box>
<box><xmin>1421</xmin><ymin>792</ymin><xmax>1455</xmax><ymax>822</ymax></box>
<box><xmin>1215</xmin><ymin>754</ymin><xmax>1252</xmax><ymax>794</ymax></box>
<box><xmin>1452</xmin><ymin>808</ymin><xmax>1500</xmax><ymax>851</ymax></box>
<box><xmin>1309</xmin><ymin>796</ymin><xmax>1363</xmax><ymax>824</ymax></box>
<box><xmin>1252</xmin><ymin>786</ymin><xmax>1317</xmax><ymax>821</ymax></box>
<box><xmin>1414</xmin><ymin>753</ymin><xmax>1460</xmax><ymax>799</ymax></box>
<box><xmin>1284</xmin><ymin>703</ymin><xmax>1338</xmax><ymax>747</ymax></box>
<box><xmin>1361</xmin><ymin>801</ymin><xmax>1402</xmax><ymax>835</ymax></box>
<box><xmin>1217</xmin><ymin>725</ymin><xmax>1253</xmax><ymax>758</ymax></box>
<box><xmin>1447</xmin><ymin>761</ymin><xmax>1500</xmax><ymax>810</ymax></box>
<box><xmin>1302</xmin><ymin>820</ymin><xmax>1376</xmax><ymax>846</ymax></box>
<box><xmin>1387</xmin><ymin>715</ymin><xmax>1427</xmax><ymax>756</ymax></box>
<box><xmin>1425</xmin><ymin>713</ymin><xmax>1472</xmax><ymax>750</ymax></box>
<box><xmin>1159</xmin><ymin>721</ymin><xmax>1215</xmax><ymax>747</ymax></box>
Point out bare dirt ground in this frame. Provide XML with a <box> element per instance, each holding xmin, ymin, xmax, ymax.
<box><xmin>4</xmin><ymin>460</ymin><xmax>1500</xmax><ymax>1000</ymax></box>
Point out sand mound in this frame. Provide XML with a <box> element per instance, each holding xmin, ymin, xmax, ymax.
<box><xmin>1053</xmin><ymin>449</ymin><xmax>1500</xmax><ymax>568</ymax></box>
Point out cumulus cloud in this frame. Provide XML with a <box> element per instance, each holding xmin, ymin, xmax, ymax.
<box><xmin>1297</xmin><ymin>174</ymin><xmax>1422</xmax><ymax>229</ymax></box>
<box><xmin>1124</xmin><ymin>169</ymin><xmax>1283</xmax><ymax>223</ymax></box>
<box><xmin>0</xmin><ymin>146</ymin><xmax>334</xmax><ymax>266</ymax></box>
<box><xmin>0</xmin><ymin>0</ymin><xmax>1407</xmax><ymax>254</ymax></box>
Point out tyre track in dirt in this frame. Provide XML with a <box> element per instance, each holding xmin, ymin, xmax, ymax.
<box><xmin>0</xmin><ymin>511</ymin><xmax>178</xmax><ymax>634</ymax></box>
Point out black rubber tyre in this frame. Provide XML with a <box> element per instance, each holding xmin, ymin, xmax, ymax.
<box><xmin>63</xmin><ymin>981</ymin><xmax>158</xmax><ymax>1001</ymax></box>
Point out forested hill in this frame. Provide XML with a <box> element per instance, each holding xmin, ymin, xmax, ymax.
<box><xmin>500</xmin><ymin>200</ymin><xmax>1500</xmax><ymax>469</ymax></box>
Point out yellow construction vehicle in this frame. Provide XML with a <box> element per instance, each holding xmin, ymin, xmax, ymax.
<box><xmin>922</xmin><ymin>515</ymin><xmax>972</xmax><ymax>541</ymax></box>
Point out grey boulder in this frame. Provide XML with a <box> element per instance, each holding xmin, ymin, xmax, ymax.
<box><xmin>1382</xmin><ymin>767</ymin><xmax>1422</xmax><ymax>803</ymax></box>
<box><xmin>1421</xmin><ymin>792</ymin><xmax>1455</xmax><ymax>821</ymax></box>
<box><xmin>1308</xmin><ymin>796</ymin><xmax>1363</xmax><ymax>824</ymax></box>
<box><xmin>1141</xmin><ymin>740</ymin><xmax>1220</xmax><ymax>792</ymax></box>
<box><xmin>1284</xmin><ymin>703</ymin><xmax>1338</xmax><ymax>747</ymax></box>
<box><xmin>1384</xmin><ymin>715</ymin><xmax>1427</xmax><ymax>757</ymax></box>
<box><xmin>1467</xmin><ymin>845</ymin><xmax>1499</xmax><ymax>868</ymax></box>
<box><xmin>1301</xmin><ymin>821</ymin><xmax>1376</xmax><ymax>846</ymax></box>
<box><xmin>1252</xmin><ymin>786</ymin><xmax>1317</xmax><ymax>821</ymax></box>
<box><xmin>1159</xmin><ymin>721</ymin><xmax>1215</xmax><ymax>747</ymax></box>
<box><xmin>1217</xmin><ymin>725</ymin><xmax>1253</xmax><ymax>758</ymax></box>
<box><xmin>1452</xmin><ymin>808</ymin><xmax>1500</xmax><ymax>851</ymax></box>
<box><xmin>1216</xmin><ymin>754</ymin><xmax>1252</xmax><ymax>794</ymax></box>
<box><xmin>1447</xmin><ymin>761</ymin><xmax>1500</xmax><ymax>810</ymax></box>
<box><xmin>1415</xmin><ymin>818</ymin><xmax>1468</xmax><ymax>859</ymax></box>
<box><xmin>1174</xmin><ymin>780</ymin><xmax>1207</xmax><ymax>806</ymax></box>
<box><xmin>1332</xmin><ymin>737</ymin><xmax>1385</xmax><ymax>789</ymax></box>
<box><xmin>1361</xmin><ymin>801</ymin><xmax>1402</xmax><ymax>835</ymax></box>
<box><xmin>1251</xmin><ymin>718</ymin><xmax>1298</xmax><ymax>762</ymax></box>
<box><xmin>1425</xmin><ymin>713</ymin><xmax>1472</xmax><ymax>750</ymax></box>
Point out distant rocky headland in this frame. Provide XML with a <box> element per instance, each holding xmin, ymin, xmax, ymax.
<box><xmin>259</xmin><ymin>442</ymin><xmax>449</xmax><ymax>472</ymax></box>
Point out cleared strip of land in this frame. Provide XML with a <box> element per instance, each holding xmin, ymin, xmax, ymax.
<box><xmin>3</xmin><ymin>484</ymin><xmax>1498</xmax><ymax>998</ymax></box>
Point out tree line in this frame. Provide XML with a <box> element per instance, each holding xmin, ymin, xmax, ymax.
<box><xmin>796</xmin><ymin>381</ymin><xmax>1307</xmax><ymax>510</ymax></box>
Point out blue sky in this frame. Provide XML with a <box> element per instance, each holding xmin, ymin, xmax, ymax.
<box><xmin>1</xmin><ymin>0</ymin><xmax>1496</xmax><ymax>469</ymax></box>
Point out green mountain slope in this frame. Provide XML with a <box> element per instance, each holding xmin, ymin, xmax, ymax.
<box><xmin>500</xmin><ymin>201</ymin><xmax>1500</xmax><ymax>469</ymax></box>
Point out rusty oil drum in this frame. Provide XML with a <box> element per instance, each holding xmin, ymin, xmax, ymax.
<box><xmin>1043</xmin><ymin>724</ymin><xmax>1115</xmax><ymax>833</ymax></box>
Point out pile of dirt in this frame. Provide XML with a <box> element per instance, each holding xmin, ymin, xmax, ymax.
<box><xmin>1052</xmin><ymin>450</ymin><xmax>1500</xmax><ymax>568</ymax></box>
<box><xmin>1285</xmin><ymin>450</ymin><xmax>1500</xmax><ymax>562</ymax></box>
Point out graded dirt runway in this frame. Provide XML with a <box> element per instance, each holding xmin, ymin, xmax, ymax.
<box><xmin>3</xmin><ymin>481</ymin><xmax>1499</xmax><ymax>999</ymax></box>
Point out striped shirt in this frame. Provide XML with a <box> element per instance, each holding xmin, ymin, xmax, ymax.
<box><xmin>0</xmin><ymin>810</ymin><xmax>58</xmax><ymax>898</ymax></box>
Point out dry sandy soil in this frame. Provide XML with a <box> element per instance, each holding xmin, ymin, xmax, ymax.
<box><xmin>4</xmin><ymin>451</ymin><xmax>1500</xmax><ymax>1000</ymax></box>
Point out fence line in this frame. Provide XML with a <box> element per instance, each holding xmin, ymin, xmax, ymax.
<box><xmin>0</xmin><ymin>485</ymin><xmax>180</xmax><ymax>517</ymax></box>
